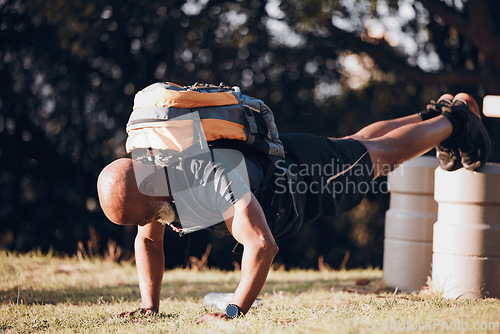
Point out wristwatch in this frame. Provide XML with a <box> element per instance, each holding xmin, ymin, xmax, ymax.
<box><xmin>225</xmin><ymin>304</ymin><xmax>242</xmax><ymax>319</ymax></box>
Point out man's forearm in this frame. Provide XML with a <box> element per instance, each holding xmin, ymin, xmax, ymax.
<box><xmin>231</xmin><ymin>242</ymin><xmax>278</xmax><ymax>314</ymax></box>
<box><xmin>221</xmin><ymin>193</ymin><xmax>279</xmax><ymax>316</ymax></box>
<box><xmin>134</xmin><ymin>236</ymin><xmax>165</xmax><ymax>311</ymax></box>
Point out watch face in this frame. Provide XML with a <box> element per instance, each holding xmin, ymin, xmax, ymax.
<box><xmin>225</xmin><ymin>304</ymin><xmax>240</xmax><ymax>318</ymax></box>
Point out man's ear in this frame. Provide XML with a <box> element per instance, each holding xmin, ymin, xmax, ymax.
<box><xmin>135</xmin><ymin>165</ymin><xmax>171</xmax><ymax>197</ymax></box>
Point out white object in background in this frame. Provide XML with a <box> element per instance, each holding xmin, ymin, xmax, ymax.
<box><xmin>383</xmin><ymin>156</ymin><xmax>439</xmax><ymax>293</ymax></box>
<box><xmin>203</xmin><ymin>293</ymin><xmax>263</xmax><ymax>310</ymax></box>
<box><xmin>483</xmin><ymin>95</ymin><xmax>500</xmax><ymax>118</ymax></box>
<box><xmin>433</xmin><ymin>164</ymin><xmax>500</xmax><ymax>299</ymax></box>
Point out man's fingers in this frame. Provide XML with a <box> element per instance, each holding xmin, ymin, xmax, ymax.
<box><xmin>118</xmin><ymin>310</ymin><xmax>137</xmax><ymax>318</ymax></box>
<box><xmin>195</xmin><ymin>312</ymin><xmax>229</xmax><ymax>324</ymax></box>
<box><xmin>118</xmin><ymin>308</ymin><xmax>156</xmax><ymax>318</ymax></box>
<box><xmin>142</xmin><ymin>308</ymin><xmax>154</xmax><ymax>316</ymax></box>
<box><xmin>118</xmin><ymin>310</ymin><xmax>136</xmax><ymax>317</ymax></box>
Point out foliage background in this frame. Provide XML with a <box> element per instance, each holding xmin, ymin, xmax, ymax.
<box><xmin>1</xmin><ymin>0</ymin><xmax>499</xmax><ymax>269</ymax></box>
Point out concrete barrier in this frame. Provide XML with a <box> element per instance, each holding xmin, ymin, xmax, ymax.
<box><xmin>383</xmin><ymin>156</ymin><xmax>438</xmax><ymax>292</ymax></box>
<box><xmin>433</xmin><ymin>164</ymin><xmax>500</xmax><ymax>299</ymax></box>
<box><xmin>483</xmin><ymin>95</ymin><xmax>500</xmax><ymax>118</ymax></box>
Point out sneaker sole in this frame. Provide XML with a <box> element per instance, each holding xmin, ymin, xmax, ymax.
<box><xmin>450</xmin><ymin>97</ymin><xmax>491</xmax><ymax>170</ymax></box>
<box><xmin>434</xmin><ymin>96</ymin><xmax>462</xmax><ymax>171</ymax></box>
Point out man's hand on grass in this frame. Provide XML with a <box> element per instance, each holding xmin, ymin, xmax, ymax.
<box><xmin>119</xmin><ymin>307</ymin><xmax>157</xmax><ymax>317</ymax></box>
<box><xmin>195</xmin><ymin>312</ymin><xmax>230</xmax><ymax>324</ymax></box>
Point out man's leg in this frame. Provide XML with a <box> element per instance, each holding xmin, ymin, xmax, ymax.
<box><xmin>349</xmin><ymin>92</ymin><xmax>490</xmax><ymax>177</ymax></box>
<box><xmin>359</xmin><ymin>116</ymin><xmax>453</xmax><ymax>178</ymax></box>
<box><xmin>348</xmin><ymin>114</ymin><xmax>423</xmax><ymax>140</ymax></box>
<box><xmin>348</xmin><ymin>94</ymin><xmax>454</xmax><ymax>140</ymax></box>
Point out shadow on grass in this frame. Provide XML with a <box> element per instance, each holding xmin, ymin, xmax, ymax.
<box><xmin>1</xmin><ymin>270</ymin><xmax>389</xmax><ymax>306</ymax></box>
<box><xmin>1</xmin><ymin>284</ymin><xmax>142</xmax><ymax>306</ymax></box>
<box><xmin>263</xmin><ymin>275</ymin><xmax>389</xmax><ymax>296</ymax></box>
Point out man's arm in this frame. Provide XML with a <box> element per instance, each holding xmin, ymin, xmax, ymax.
<box><xmin>227</xmin><ymin>192</ymin><xmax>279</xmax><ymax>314</ymax></box>
<box><xmin>196</xmin><ymin>192</ymin><xmax>278</xmax><ymax>322</ymax></box>
<box><xmin>121</xmin><ymin>221</ymin><xmax>165</xmax><ymax>316</ymax></box>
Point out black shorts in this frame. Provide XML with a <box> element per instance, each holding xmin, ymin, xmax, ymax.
<box><xmin>280</xmin><ymin>133</ymin><xmax>373</xmax><ymax>224</ymax></box>
<box><xmin>210</xmin><ymin>133</ymin><xmax>374</xmax><ymax>239</ymax></box>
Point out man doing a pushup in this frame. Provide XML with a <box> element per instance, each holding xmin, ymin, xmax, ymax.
<box><xmin>97</xmin><ymin>86</ymin><xmax>490</xmax><ymax>323</ymax></box>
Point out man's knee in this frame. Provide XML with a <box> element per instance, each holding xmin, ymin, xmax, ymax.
<box><xmin>358</xmin><ymin>140</ymin><xmax>401</xmax><ymax>178</ymax></box>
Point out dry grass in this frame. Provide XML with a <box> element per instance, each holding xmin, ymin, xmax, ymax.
<box><xmin>1</xmin><ymin>250</ymin><xmax>499</xmax><ymax>333</ymax></box>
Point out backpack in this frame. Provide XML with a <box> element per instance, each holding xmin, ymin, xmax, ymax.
<box><xmin>125</xmin><ymin>82</ymin><xmax>284</xmax><ymax>161</ymax></box>
<box><xmin>125</xmin><ymin>82</ymin><xmax>301</xmax><ymax>243</ymax></box>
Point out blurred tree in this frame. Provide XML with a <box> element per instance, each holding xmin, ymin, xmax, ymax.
<box><xmin>0</xmin><ymin>0</ymin><xmax>498</xmax><ymax>268</ymax></box>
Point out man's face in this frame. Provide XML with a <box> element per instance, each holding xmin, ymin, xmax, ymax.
<box><xmin>136</xmin><ymin>199</ymin><xmax>175</xmax><ymax>227</ymax></box>
<box><xmin>138</xmin><ymin>212</ymin><xmax>157</xmax><ymax>226</ymax></box>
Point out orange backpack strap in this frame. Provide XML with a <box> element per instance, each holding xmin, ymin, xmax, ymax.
<box><xmin>134</xmin><ymin>83</ymin><xmax>238</xmax><ymax>109</ymax></box>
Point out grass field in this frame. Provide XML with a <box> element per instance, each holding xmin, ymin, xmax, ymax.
<box><xmin>1</xmin><ymin>250</ymin><xmax>499</xmax><ymax>333</ymax></box>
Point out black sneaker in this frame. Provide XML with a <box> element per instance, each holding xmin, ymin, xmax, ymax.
<box><xmin>448</xmin><ymin>95</ymin><xmax>491</xmax><ymax>171</ymax></box>
<box><xmin>420</xmin><ymin>94</ymin><xmax>452</xmax><ymax>121</ymax></box>
<box><xmin>436</xmin><ymin>138</ymin><xmax>462</xmax><ymax>171</ymax></box>
<box><xmin>432</xmin><ymin>96</ymin><xmax>463</xmax><ymax>171</ymax></box>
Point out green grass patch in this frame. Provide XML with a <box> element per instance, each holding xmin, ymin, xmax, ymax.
<box><xmin>1</xmin><ymin>250</ymin><xmax>499</xmax><ymax>333</ymax></box>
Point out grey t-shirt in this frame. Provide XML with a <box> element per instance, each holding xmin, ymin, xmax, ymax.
<box><xmin>167</xmin><ymin>148</ymin><xmax>261</xmax><ymax>234</ymax></box>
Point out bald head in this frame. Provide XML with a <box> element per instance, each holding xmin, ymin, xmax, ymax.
<box><xmin>97</xmin><ymin>158</ymin><xmax>161</xmax><ymax>226</ymax></box>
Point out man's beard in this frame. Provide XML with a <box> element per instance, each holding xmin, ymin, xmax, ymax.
<box><xmin>156</xmin><ymin>201</ymin><xmax>176</xmax><ymax>225</ymax></box>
